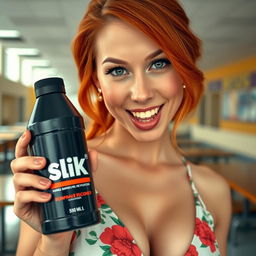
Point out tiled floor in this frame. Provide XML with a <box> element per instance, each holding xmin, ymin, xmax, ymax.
<box><xmin>0</xmin><ymin>206</ymin><xmax>256</xmax><ymax>256</ymax></box>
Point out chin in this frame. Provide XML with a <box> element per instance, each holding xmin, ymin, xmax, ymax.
<box><xmin>127</xmin><ymin>126</ymin><xmax>167</xmax><ymax>143</ymax></box>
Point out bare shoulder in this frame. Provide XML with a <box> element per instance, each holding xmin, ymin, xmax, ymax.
<box><xmin>188</xmin><ymin>162</ymin><xmax>232</xmax><ymax>225</ymax></box>
<box><xmin>189</xmin><ymin>162</ymin><xmax>230</xmax><ymax>193</ymax></box>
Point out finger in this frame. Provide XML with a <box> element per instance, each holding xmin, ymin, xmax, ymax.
<box><xmin>15</xmin><ymin>130</ymin><xmax>31</xmax><ymax>158</ymax></box>
<box><xmin>88</xmin><ymin>150</ymin><xmax>98</xmax><ymax>172</ymax></box>
<box><xmin>14</xmin><ymin>190</ymin><xmax>51</xmax><ymax>216</ymax></box>
<box><xmin>13</xmin><ymin>172</ymin><xmax>51</xmax><ymax>192</ymax></box>
<box><xmin>10</xmin><ymin>156</ymin><xmax>46</xmax><ymax>174</ymax></box>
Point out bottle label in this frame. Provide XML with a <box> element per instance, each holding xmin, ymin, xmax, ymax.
<box><xmin>44</xmin><ymin>154</ymin><xmax>94</xmax><ymax>217</ymax></box>
<box><xmin>48</xmin><ymin>156</ymin><xmax>89</xmax><ymax>181</ymax></box>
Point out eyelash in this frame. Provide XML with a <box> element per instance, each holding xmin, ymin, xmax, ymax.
<box><xmin>105</xmin><ymin>58</ymin><xmax>171</xmax><ymax>77</ymax></box>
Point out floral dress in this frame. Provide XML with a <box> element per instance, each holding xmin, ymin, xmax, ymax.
<box><xmin>69</xmin><ymin>162</ymin><xmax>220</xmax><ymax>256</ymax></box>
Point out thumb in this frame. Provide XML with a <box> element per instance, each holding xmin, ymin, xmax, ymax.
<box><xmin>88</xmin><ymin>149</ymin><xmax>98</xmax><ymax>173</ymax></box>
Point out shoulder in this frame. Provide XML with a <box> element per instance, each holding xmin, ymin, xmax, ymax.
<box><xmin>189</xmin><ymin>162</ymin><xmax>232</xmax><ymax>225</ymax></box>
<box><xmin>190</xmin><ymin>162</ymin><xmax>230</xmax><ymax>194</ymax></box>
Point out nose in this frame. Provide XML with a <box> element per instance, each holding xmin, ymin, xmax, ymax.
<box><xmin>130</xmin><ymin>74</ymin><xmax>153</xmax><ymax>103</ymax></box>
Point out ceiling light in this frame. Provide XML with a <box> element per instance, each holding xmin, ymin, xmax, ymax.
<box><xmin>6</xmin><ymin>48</ymin><xmax>40</xmax><ymax>56</ymax></box>
<box><xmin>0</xmin><ymin>30</ymin><xmax>21</xmax><ymax>38</ymax></box>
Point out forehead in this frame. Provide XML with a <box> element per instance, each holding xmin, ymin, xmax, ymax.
<box><xmin>95</xmin><ymin>19</ymin><xmax>160</xmax><ymax>61</ymax></box>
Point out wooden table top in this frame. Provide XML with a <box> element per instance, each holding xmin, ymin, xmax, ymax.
<box><xmin>177</xmin><ymin>139</ymin><xmax>203</xmax><ymax>147</ymax></box>
<box><xmin>0</xmin><ymin>175</ymin><xmax>15</xmax><ymax>206</ymax></box>
<box><xmin>0</xmin><ymin>132</ymin><xmax>20</xmax><ymax>142</ymax></box>
<box><xmin>203</xmin><ymin>162</ymin><xmax>256</xmax><ymax>203</ymax></box>
<box><xmin>184</xmin><ymin>148</ymin><xmax>235</xmax><ymax>158</ymax></box>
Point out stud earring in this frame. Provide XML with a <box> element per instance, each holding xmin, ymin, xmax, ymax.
<box><xmin>97</xmin><ymin>88</ymin><xmax>103</xmax><ymax>101</ymax></box>
<box><xmin>183</xmin><ymin>84</ymin><xmax>186</xmax><ymax>89</ymax></box>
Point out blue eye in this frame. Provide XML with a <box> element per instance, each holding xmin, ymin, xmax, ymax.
<box><xmin>151</xmin><ymin>58</ymin><xmax>171</xmax><ymax>70</ymax></box>
<box><xmin>105</xmin><ymin>67</ymin><xmax>128</xmax><ymax>77</ymax></box>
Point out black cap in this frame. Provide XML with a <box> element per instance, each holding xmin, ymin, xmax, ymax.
<box><xmin>34</xmin><ymin>77</ymin><xmax>66</xmax><ymax>98</ymax></box>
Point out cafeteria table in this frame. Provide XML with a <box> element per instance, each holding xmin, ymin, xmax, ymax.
<box><xmin>184</xmin><ymin>147</ymin><xmax>235</xmax><ymax>163</ymax></box>
<box><xmin>203</xmin><ymin>162</ymin><xmax>256</xmax><ymax>245</ymax></box>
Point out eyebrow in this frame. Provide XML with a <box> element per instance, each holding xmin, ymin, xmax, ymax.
<box><xmin>101</xmin><ymin>49</ymin><xmax>163</xmax><ymax>65</ymax></box>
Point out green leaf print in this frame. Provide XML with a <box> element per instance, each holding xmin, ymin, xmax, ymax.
<box><xmin>101</xmin><ymin>213</ymin><xmax>106</xmax><ymax>218</ymax></box>
<box><xmin>69</xmin><ymin>253</ymin><xmax>75</xmax><ymax>256</ymax></box>
<box><xmin>85</xmin><ymin>238</ymin><xmax>97</xmax><ymax>245</ymax></box>
<box><xmin>100</xmin><ymin>245</ymin><xmax>112</xmax><ymax>256</ymax></box>
<box><xmin>100</xmin><ymin>245</ymin><xmax>111</xmax><ymax>251</ymax></box>
<box><xmin>104</xmin><ymin>210</ymin><xmax>113</xmax><ymax>214</ymax></box>
<box><xmin>76</xmin><ymin>230</ymin><xmax>81</xmax><ymax>238</ymax></box>
<box><xmin>101</xmin><ymin>204</ymin><xmax>110</xmax><ymax>209</ymax></box>
<box><xmin>103</xmin><ymin>251</ymin><xmax>112</xmax><ymax>256</ymax></box>
<box><xmin>195</xmin><ymin>200</ymin><xmax>201</xmax><ymax>206</ymax></box>
<box><xmin>89</xmin><ymin>231</ymin><xmax>97</xmax><ymax>238</ymax></box>
<box><xmin>202</xmin><ymin>215</ymin><xmax>208</xmax><ymax>223</ymax></box>
<box><xmin>110</xmin><ymin>216</ymin><xmax>124</xmax><ymax>227</ymax></box>
<box><xmin>101</xmin><ymin>218</ymin><xmax>106</xmax><ymax>224</ymax></box>
<box><xmin>200</xmin><ymin>244</ymin><xmax>208</xmax><ymax>248</ymax></box>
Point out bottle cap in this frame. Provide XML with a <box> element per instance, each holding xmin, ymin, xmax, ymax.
<box><xmin>34</xmin><ymin>77</ymin><xmax>66</xmax><ymax>98</ymax></box>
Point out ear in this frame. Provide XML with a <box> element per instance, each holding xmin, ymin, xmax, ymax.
<box><xmin>92</xmin><ymin>72</ymin><xmax>100</xmax><ymax>90</ymax></box>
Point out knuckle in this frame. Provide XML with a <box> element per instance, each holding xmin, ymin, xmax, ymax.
<box><xmin>16</xmin><ymin>191</ymin><xmax>24</xmax><ymax>201</ymax></box>
<box><xmin>13</xmin><ymin>204</ymin><xmax>20</xmax><ymax>217</ymax></box>
<box><xmin>13</xmin><ymin>173</ymin><xmax>22</xmax><ymax>185</ymax></box>
<box><xmin>10</xmin><ymin>159</ymin><xmax>16</xmax><ymax>171</ymax></box>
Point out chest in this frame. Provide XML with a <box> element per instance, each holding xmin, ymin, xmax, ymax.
<box><xmin>93</xmin><ymin>158</ymin><xmax>197</xmax><ymax>256</ymax></box>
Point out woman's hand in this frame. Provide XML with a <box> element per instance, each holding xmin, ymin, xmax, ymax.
<box><xmin>11</xmin><ymin>130</ymin><xmax>52</xmax><ymax>233</ymax></box>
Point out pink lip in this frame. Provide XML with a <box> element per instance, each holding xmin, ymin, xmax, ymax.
<box><xmin>128</xmin><ymin>104</ymin><xmax>162</xmax><ymax>113</ymax></box>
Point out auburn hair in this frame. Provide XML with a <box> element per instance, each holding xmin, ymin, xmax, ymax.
<box><xmin>72</xmin><ymin>0</ymin><xmax>204</xmax><ymax>148</ymax></box>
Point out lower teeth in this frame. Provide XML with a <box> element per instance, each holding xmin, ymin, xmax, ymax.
<box><xmin>137</xmin><ymin>115</ymin><xmax>156</xmax><ymax>122</ymax></box>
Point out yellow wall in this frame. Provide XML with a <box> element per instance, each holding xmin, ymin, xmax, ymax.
<box><xmin>203</xmin><ymin>56</ymin><xmax>256</xmax><ymax>134</ymax></box>
<box><xmin>204</xmin><ymin>56</ymin><xmax>256</xmax><ymax>80</ymax></box>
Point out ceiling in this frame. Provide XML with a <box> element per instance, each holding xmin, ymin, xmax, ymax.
<box><xmin>0</xmin><ymin>0</ymin><xmax>256</xmax><ymax>95</ymax></box>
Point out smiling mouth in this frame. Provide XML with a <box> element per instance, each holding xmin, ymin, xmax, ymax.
<box><xmin>126</xmin><ymin>104</ymin><xmax>164</xmax><ymax>122</ymax></box>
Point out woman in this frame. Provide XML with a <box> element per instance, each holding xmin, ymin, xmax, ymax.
<box><xmin>12</xmin><ymin>0</ymin><xmax>231</xmax><ymax>255</ymax></box>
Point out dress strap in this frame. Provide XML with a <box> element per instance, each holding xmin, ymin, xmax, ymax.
<box><xmin>182</xmin><ymin>157</ymin><xmax>208</xmax><ymax>211</ymax></box>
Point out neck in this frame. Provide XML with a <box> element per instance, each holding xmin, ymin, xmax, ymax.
<box><xmin>102</xmin><ymin>121</ymin><xmax>181</xmax><ymax>166</ymax></box>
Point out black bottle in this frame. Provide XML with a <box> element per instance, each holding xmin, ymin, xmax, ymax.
<box><xmin>27</xmin><ymin>77</ymin><xmax>100</xmax><ymax>234</ymax></box>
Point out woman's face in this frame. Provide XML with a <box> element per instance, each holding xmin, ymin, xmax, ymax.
<box><xmin>94</xmin><ymin>19</ymin><xmax>184</xmax><ymax>142</ymax></box>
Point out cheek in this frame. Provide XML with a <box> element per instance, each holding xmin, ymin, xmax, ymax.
<box><xmin>160</xmin><ymin>73</ymin><xmax>183</xmax><ymax>99</ymax></box>
<box><xmin>102</xmin><ymin>86</ymin><xmax>126</xmax><ymax>108</ymax></box>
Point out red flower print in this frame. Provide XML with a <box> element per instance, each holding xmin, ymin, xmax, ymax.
<box><xmin>185</xmin><ymin>245</ymin><xmax>198</xmax><ymax>256</ymax></box>
<box><xmin>195</xmin><ymin>218</ymin><xmax>216</xmax><ymax>252</ymax></box>
<box><xmin>70</xmin><ymin>231</ymin><xmax>76</xmax><ymax>244</ymax></box>
<box><xmin>97</xmin><ymin>193</ymin><xmax>106</xmax><ymax>208</ymax></box>
<box><xmin>100</xmin><ymin>225</ymin><xmax>141</xmax><ymax>256</ymax></box>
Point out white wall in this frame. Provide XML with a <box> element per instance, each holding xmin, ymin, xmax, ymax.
<box><xmin>190</xmin><ymin>124</ymin><xmax>256</xmax><ymax>159</ymax></box>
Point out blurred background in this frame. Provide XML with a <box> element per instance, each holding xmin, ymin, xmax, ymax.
<box><xmin>0</xmin><ymin>0</ymin><xmax>255</xmax><ymax>255</ymax></box>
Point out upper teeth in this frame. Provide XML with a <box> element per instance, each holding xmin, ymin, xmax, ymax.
<box><xmin>131</xmin><ymin>107</ymin><xmax>160</xmax><ymax>119</ymax></box>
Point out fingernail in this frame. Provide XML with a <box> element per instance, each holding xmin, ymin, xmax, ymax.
<box><xmin>39</xmin><ymin>179</ymin><xmax>50</xmax><ymax>186</ymax></box>
<box><xmin>41</xmin><ymin>193</ymin><xmax>50</xmax><ymax>199</ymax></box>
<box><xmin>34</xmin><ymin>157</ymin><xmax>43</xmax><ymax>165</ymax></box>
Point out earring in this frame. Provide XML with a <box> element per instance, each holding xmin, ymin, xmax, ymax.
<box><xmin>97</xmin><ymin>88</ymin><xmax>103</xmax><ymax>101</ymax></box>
<box><xmin>183</xmin><ymin>84</ymin><xmax>186</xmax><ymax>89</ymax></box>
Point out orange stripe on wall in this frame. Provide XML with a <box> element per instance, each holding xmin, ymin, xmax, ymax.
<box><xmin>51</xmin><ymin>177</ymin><xmax>91</xmax><ymax>189</ymax></box>
<box><xmin>204</xmin><ymin>56</ymin><xmax>256</xmax><ymax>80</ymax></box>
<box><xmin>220</xmin><ymin>121</ymin><xmax>256</xmax><ymax>134</ymax></box>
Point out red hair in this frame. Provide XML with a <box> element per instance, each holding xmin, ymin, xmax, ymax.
<box><xmin>72</xmin><ymin>0</ymin><xmax>204</xmax><ymax>147</ymax></box>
